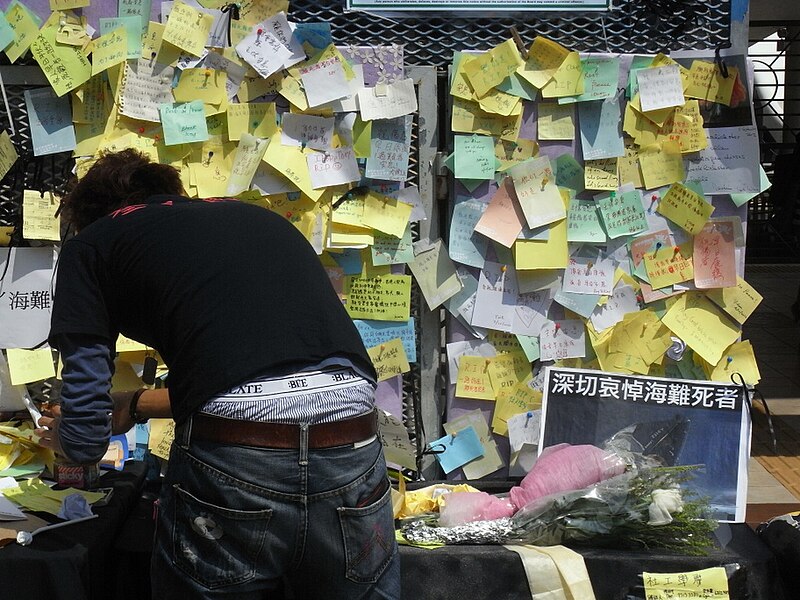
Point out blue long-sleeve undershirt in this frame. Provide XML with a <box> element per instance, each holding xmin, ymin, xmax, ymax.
<box><xmin>53</xmin><ymin>333</ymin><xmax>114</xmax><ymax>464</ymax></box>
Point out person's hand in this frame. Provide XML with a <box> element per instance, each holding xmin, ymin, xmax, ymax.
<box><xmin>111</xmin><ymin>390</ymin><xmax>138</xmax><ymax>435</ymax></box>
<box><xmin>35</xmin><ymin>404</ymin><xmax>63</xmax><ymax>454</ymax></box>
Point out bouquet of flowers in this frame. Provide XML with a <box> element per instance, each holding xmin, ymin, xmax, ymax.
<box><xmin>400</xmin><ymin>450</ymin><xmax>716</xmax><ymax>555</ymax></box>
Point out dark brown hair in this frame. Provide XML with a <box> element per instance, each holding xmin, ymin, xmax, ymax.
<box><xmin>61</xmin><ymin>149</ymin><xmax>185</xmax><ymax>231</ymax></box>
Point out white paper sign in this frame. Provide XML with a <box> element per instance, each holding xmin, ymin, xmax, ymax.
<box><xmin>539</xmin><ymin>319</ymin><xmax>586</xmax><ymax>362</ymax></box>
<box><xmin>472</xmin><ymin>261</ymin><xmax>518</xmax><ymax>333</ymax></box>
<box><xmin>378</xmin><ymin>409</ymin><xmax>417</xmax><ymax>470</ymax></box>
<box><xmin>300</xmin><ymin>57</ymin><xmax>351</xmax><ymax>108</ymax></box>
<box><xmin>281</xmin><ymin>113</ymin><xmax>335</xmax><ymax>150</ymax></box>
<box><xmin>636</xmin><ymin>64</ymin><xmax>685</xmax><ymax>112</ymax></box>
<box><xmin>357</xmin><ymin>78</ymin><xmax>418</xmax><ymax>121</ymax></box>
<box><xmin>590</xmin><ymin>284</ymin><xmax>640</xmax><ymax>332</ymax></box>
<box><xmin>684</xmin><ymin>126</ymin><xmax>760</xmax><ymax>194</ymax></box>
<box><xmin>513</xmin><ymin>288</ymin><xmax>553</xmax><ymax>336</ymax></box>
<box><xmin>118</xmin><ymin>59</ymin><xmax>175</xmax><ymax>122</ymax></box>
<box><xmin>0</xmin><ymin>248</ymin><xmax>57</xmax><ymax>349</ymax></box>
<box><xmin>562</xmin><ymin>252</ymin><xmax>615</xmax><ymax>296</ymax></box>
<box><xmin>236</xmin><ymin>25</ymin><xmax>292</xmax><ymax>79</ymax></box>
<box><xmin>507</xmin><ymin>409</ymin><xmax>541</xmax><ymax>453</ymax></box>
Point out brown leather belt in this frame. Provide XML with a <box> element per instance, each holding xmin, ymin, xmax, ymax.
<box><xmin>189</xmin><ymin>409</ymin><xmax>379</xmax><ymax>449</ymax></box>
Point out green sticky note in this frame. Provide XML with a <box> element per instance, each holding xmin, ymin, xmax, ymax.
<box><xmin>730</xmin><ymin>165</ymin><xmax>771</xmax><ymax>207</ymax></box>
<box><xmin>567</xmin><ymin>198</ymin><xmax>607</xmax><ymax>243</ymax></box>
<box><xmin>559</xmin><ymin>56</ymin><xmax>621</xmax><ymax>104</ymax></box>
<box><xmin>496</xmin><ymin>72</ymin><xmax>539</xmax><ymax>100</ymax></box>
<box><xmin>515</xmin><ymin>334</ymin><xmax>540</xmax><ymax>363</ymax></box>
<box><xmin>0</xmin><ymin>12</ymin><xmax>15</xmax><ymax>51</ymax></box>
<box><xmin>628</xmin><ymin>55</ymin><xmax>655</xmax><ymax>99</ymax></box>
<box><xmin>597</xmin><ymin>190</ymin><xmax>649</xmax><ymax>239</ymax></box>
<box><xmin>454</xmin><ymin>134</ymin><xmax>495</xmax><ymax>180</ymax></box>
<box><xmin>99</xmin><ymin>16</ymin><xmax>142</xmax><ymax>59</ymax></box>
<box><xmin>555</xmin><ymin>154</ymin><xmax>585</xmax><ymax>192</ymax></box>
<box><xmin>160</xmin><ymin>101</ymin><xmax>209</xmax><ymax>146</ymax></box>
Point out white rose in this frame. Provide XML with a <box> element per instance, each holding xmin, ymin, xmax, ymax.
<box><xmin>647</xmin><ymin>488</ymin><xmax>684</xmax><ymax>526</ymax></box>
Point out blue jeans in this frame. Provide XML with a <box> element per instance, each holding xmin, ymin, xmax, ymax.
<box><xmin>151</xmin><ymin>424</ymin><xmax>400</xmax><ymax>599</ymax></box>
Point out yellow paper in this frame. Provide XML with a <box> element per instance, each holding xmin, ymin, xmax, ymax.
<box><xmin>657</xmin><ymin>99</ymin><xmax>707</xmax><ymax>153</ymax></box>
<box><xmin>116</xmin><ymin>334</ymin><xmax>148</xmax><ymax>353</ymax></box>
<box><xmin>362</xmin><ymin>192</ymin><xmax>412</xmax><ymax>238</ymax></box>
<box><xmin>478</xmin><ymin>88</ymin><xmax>522</xmax><ymax>117</ymax></box>
<box><xmin>353</xmin><ymin>117</ymin><xmax>372</xmax><ymax>158</ymax></box>
<box><xmin>492</xmin><ymin>381</ymin><xmax>541</xmax><ymax>435</ymax></box>
<box><xmin>661</xmin><ymin>292</ymin><xmax>741</xmax><ymax>366</ymax></box>
<box><xmin>705</xmin><ymin>276</ymin><xmax>763</xmax><ymax>325</ymax></box>
<box><xmin>639</xmin><ymin>141</ymin><xmax>685</xmax><ymax>190</ymax></box>
<box><xmin>643</xmin><ymin>243</ymin><xmax>694</xmax><ymax>289</ymax></box>
<box><xmin>90</xmin><ymin>27</ymin><xmax>127</xmax><ymax>76</ymax></box>
<box><xmin>162</xmin><ymin>0</ymin><xmax>214</xmax><ymax>57</ymax></box>
<box><xmin>5</xmin><ymin>3</ymin><xmax>41</xmax><ymax>63</ymax></box>
<box><xmin>516</xmin><ymin>36</ymin><xmax>570</xmax><ymax>89</ymax></box>
<box><xmin>174</xmin><ymin>68</ymin><xmax>226</xmax><ymax>105</ymax></box>
<box><xmin>584</xmin><ymin>158</ymin><xmax>619</xmax><ymax>191</ymax></box>
<box><xmin>238</xmin><ymin>72</ymin><xmax>283</xmax><ymax>102</ymax></box>
<box><xmin>74</xmin><ymin>121</ymin><xmax>106</xmax><ymax>156</ymax></box>
<box><xmin>451</xmin><ymin>96</ymin><xmax>521</xmax><ymax>140</ymax></box>
<box><xmin>141</xmin><ymin>21</ymin><xmax>182</xmax><ymax>65</ymax></box>
<box><xmin>263</xmin><ymin>132</ymin><xmax>324</xmax><ymax>201</ymax></box>
<box><xmin>148</xmin><ymin>419</ymin><xmax>175</xmax><ymax>460</ymax></box>
<box><xmin>226</xmin><ymin>102</ymin><xmax>278</xmax><ymax>141</ymax></box>
<box><xmin>643</xmin><ymin>567</ymin><xmax>729</xmax><ymax>600</ymax></box>
<box><xmin>487</xmin><ymin>353</ymin><xmax>530</xmax><ymax>398</ymax></box>
<box><xmin>277</xmin><ymin>73</ymin><xmax>310</xmax><ymax>113</ymax></box>
<box><xmin>5</xmin><ymin>347</ymin><xmax>55</xmax><ymax>384</ymax></box>
<box><xmin>330</xmin><ymin>224</ymin><xmax>374</xmax><ymax>247</ymax></box>
<box><xmin>537</xmin><ymin>102</ymin><xmax>575</xmax><ymax>140</ymax></box>
<box><xmin>463</xmin><ymin>39</ymin><xmax>522</xmax><ymax>98</ymax></box>
<box><xmin>0</xmin><ymin>131</ymin><xmax>19</xmax><ymax>181</ymax></box>
<box><xmin>367</xmin><ymin>338</ymin><xmax>411</xmax><ymax>382</ymax></box>
<box><xmin>515</xmin><ymin>223</ymin><xmax>568</xmax><ymax>270</ymax></box>
<box><xmin>618</xmin><ymin>142</ymin><xmax>643</xmax><ymax>188</ymax></box>
<box><xmin>685</xmin><ymin>60</ymin><xmax>738</xmax><ymax>106</ymax></box>
<box><xmin>345</xmin><ymin>275</ymin><xmax>412</xmax><ymax>321</ymax></box>
<box><xmin>710</xmin><ymin>340</ymin><xmax>760</xmax><ymax>385</ymax></box>
<box><xmin>629</xmin><ymin>93</ymin><xmax>674</xmax><ymax>128</ymax></box>
<box><xmin>30</xmin><ymin>24</ymin><xmax>92</xmax><ymax>96</ymax></box>
<box><xmin>22</xmin><ymin>190</ymin><xmax>60</xmax><ymax>241</ymax></box>
<box><xmin>455</xmin><ymin>355</ymin><xmax>495</xmax><ymax>401</ymax></box>
<box><xmin>541</xmin><ymin>51</ymin><xmax>584</xmax><ymax>98</ymax></box>
<box><xmin>50</xmin><ymin>0</ymin><xmax>90</xmax><ymax>8</ymax></box>
<box><xmin>450</xmin><ymin>53</ymin><xmax>475</xmax><ymax>101</ymax></box>
<box><xmin>657</xmin><ymin>182</ymin><xmax>715</xmax><ymax>235</ymax></box>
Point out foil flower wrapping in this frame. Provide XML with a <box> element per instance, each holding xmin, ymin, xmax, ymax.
<box><xmin>401</xmin><ymin>517</ymin><xmax>514</xmax><ymax>545</ymax></box>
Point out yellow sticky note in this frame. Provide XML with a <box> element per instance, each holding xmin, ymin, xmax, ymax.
<box><xmin>226</xmin><ymin>102</ymin><xmax>277</xmax><ymax>141</ymax></box>
<box><xmin>541</xmin><ymin>51</ymin><xmax>584</xmax><ymax>98</ymax></box>
<box><xmin>643</xmin><ymin>243</ymin><xmax>694</xmax><ymax>290</ymax></box>
<box><xmin>22</xmin><ymin>190</ymin><xmax>60</xmax><ymax>241</ymax></box>
<box><xmin>332</xmin><ymin>194</ymin><xmax>366</xmax><ymax>227</ymax></box>
<box><xmin>50</xmin><ymin>0</ymin><xmax>90</xmax><ymax>8</ymax></box>
<box><xmin>618</xmin><ymin>142</ymin><xmax>644</xmax><ymax>188</ymax></box>
<box><xmin>362</xmin><ymin>192</ymin><xmax>412</xmax><ymax>238</ymax></box>
<box><xmin>492</xmin><ymin>382</ymin><xmax>541</xmax><ymax>435</ymax></box>
<box><xmin>91</xmin><ymin>27</ymin><xmax>128</xmax><ymax>76</ymax></box>
<box><xmin>263</xmin><ymin>132</ymin><xmax>323</xmax><ymax>201</ymax></box>
<box><xmin>367</xmin><ymin>338</ymin><xmax>410</xmax><ymax>383</ymax></box>
<box><xmin>705</xmin><ymin>276</ymin><xmax>763</xmax><ymax>325</ymax></box>
<box><xmin>450</xmin><ymin>53</ymin><xmax>475</xmax><ymax>101</ymax></box>
<box><xmin>478</xmin><ymin>88</ymin><xmax>522</xmax><ymax>117</ymax></box>
<box><xmin>516</xmin><ymin>36</ymin><xmax>570</xmax><ymax>89</ymax></box>
<box><xmin>661</xmin><ymin>292</ymin><xmax>741</xmax><ymax>366</ymax></box>
<box><xmin>174</xmin><ymin>68</ymin><xmax>226</xmax><ymax>105</ymax></box>
<box><xmin>657</xmin><ymin>99</ymin><xmax>707</xmax><ymax>153</ymax></box>
<box><xmin>463</xmin><ymin>39</ymin><xmax>522</xmax><ymax>98</ymax></box>
<box><xmin>5</xmin><ymin>3</ymin><xmax>41</xmax><ymax>63</ymax></box>
<box><xmin>352</xmin><ymin>117</ymin><xmax>372</xmax><ymax>158</ymax></box>
<box><xmin>238</xmin><ymin>72</ymin><xmax>283</xmax><ymax>102</ymax></box>
<box><xmin>116</xmin><ymin>334</ymin><xmax>148</xmax><ymax>353</ymax></box>
<box><xmin>657</xmin><ymin>182</ymin><xmax>715</xmax><ymax>235</ymax></box>
<box><xmin>6</xmin><ymin>347</ymin><xmax>55</xmax><ymax>384</ymax></box>
<box><xmin>451</xmin><ymin>96</ymin><xmax>521</xmax><ymax>140</ymax></box>
<box><xmin>514</xmin><ymin>217</ymin><xmax>568</xmax><ymax>269</ymax></box>
<box><xmin>629</xmin><ymin>93</ymin><xmax>674</xmax><ymax>128</ymax></box>
<box><xmin>487</xmin><ymin>353</ymin><xmax>530</xmax><ymax>397</ymax></box>
<box><xmin>30</xmin><ymin>25</ymin><xmax>92</xmax><ymax>96</ymax></box>
<box><xmin>162</xmin><ymin>0</ymin><xmax>213</xmax><ymax>57</ymax></box>
<box><xmin>141</xmin><ymin>21</ymin><xmax>182</xmax><ymax>65</ymax></box>
<box><xmin>711</xmin><ymin>340</ymin><xmax>760</xmax><ymax>386</ymax></box>
<box><xmin>643</xmin><ymin>567</ymin><xmax>729</xmax><ymax>600</ymax></box>
<box><xmin>0</xmin><ymin>130</ymin><xmax>19</xmax><ymax>181</ymax></box>
<box><xmin>277</xmin><ymin>73</ymin><xmax>309</xmax><ymax>112</ymax></box>
<box><xmin>345</xmin><ymin>275</ymin><xmax>412</xmax><ymax>321</ymax></box>
<box><xmin>537</xmin><ymin>102</ymin><xmax>575</xmax><ymax>140</ymax></box>
<box><xmin>455</xmin><ymin>355</ymin><xmax>495</xmax><ymax>401</ymax></box>
<box><xmin>685</xmin><ymin>60</ymin><xmax>738</xmax><ymax>106</ymax></box>
<box><xmin>639</xmin><ymin>141</ymin><xmax>685</xmax><ymax>190</ymax></box>
<box><xmin>584</xmin><ymin>158</ymin><xmax>619</xmax><ymax>191</ymax></box>
<box><xmin>148</xmin><ymin>419</ymin><xmax>175</xmax><ymax>460</ymax></box>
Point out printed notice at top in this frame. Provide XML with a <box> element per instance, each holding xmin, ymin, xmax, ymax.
<box><xmin>347</xmin><ymin>0</ymin><xmax>608</xmax><ymax>11</ymax></box>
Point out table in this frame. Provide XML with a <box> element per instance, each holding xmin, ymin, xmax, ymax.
<box><xmin>0</xmin><ymin>461</ymin><xmax>147</xmax><ymax>600</ymax></box>
<box><xmin>399</xmin><ymin>523</ymin><xmax>787</xmax><ymax>599</ymax></box>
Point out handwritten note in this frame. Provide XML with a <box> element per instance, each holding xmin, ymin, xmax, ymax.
<box><xmin>363</xmin><ymin>191</ymin><xmax>413</xmax><ymax>237</ymax></box>
<box><xmin>355</xmin><ymin>319</ymin><xmax>416</xmax><ymax>363</ymax></box>
<box><xmin>226</xmin><ymin>134</ymin><xmax>269</xmax><ymax>195</ymax></box>
<box><xmin>0</xmin><ymin>131</ymin><xmax>18</xmax><ymax>181</ymax></box>
<box><xmin>98</xmin><ymin>16</ymin><xmax>142</xmax><ymax>59</ymax></box>
<box><xmin>159</xmin><ymin>101</ymin><xmax>209</xmax><ymax>146</ymax></box>
<box><xmin>281</xmin><ymin>113</ymin><xmax>334</xmax><ymax>150</ymax></box>
<box><xmin>562</xmin><ymin>252</ymin><xmax>614</xmax><ymax>296</ymax></box>
<box><xmin>367</xmin><ymin>337</ymin><xmax>410</xmax><ymax>382</ymax></box>
<box><xmin>541</xmin><ymin>51</ymin><xmax>584</xmax><ymax>98</ymax></box>
<box><xmin>693</xmin><ymin>220</ymin><xmax>737</xmax><ymax>289</ymax></box>
<box><xmin>662</xmin><ymin>292</ymin><xmax>741</xmax><ymax>365</ymax></box>
<box><xmin>657</xmin><ymin>182</ymin><xmax>715</xmax><ymax>234</ymax></box>
<box><xmin>643</xmin><ymin>243</ymin><xmax>694</xmax><ymax>289</ymax></box>
<box><xmin>584</xmin><ymin>158</ymin><xmax>619</xmax><ymax>191</ymax></box>
<box><xmin>567</xmin><ymin>198</ymin><xmax>606</xmax><ymax>243</ymax></box>
<box><xmin>24</xmin><ymin>88</ymin><xmax>76</xmax><ymax>156</ymax></box>
<box><xmin>684</xmin><ymin>126</ymin><xmax>759</xmax><ymax>194</ymax></box>
<box><xmin>235</xmin><ymin>22</ymin><xmax>292</xmax><ymax>79</ymax></box>
<box><xmin>643</xmin><ymin>567</ymin><xmax>729</xmax><ymax>600</ymax></box>
<box><xmin>706</xmin><ymin>276</ymin><xmax>763</xmax><ymax>325</ymax></box>
<box><xmin>455</xmin><ymin>134</ymin><xmax>495</xmax><ymax>180</ymax></box>
<box><xmin>560</xmin><ymin>56</ymin><xmax>620</xmax><ymax>103</ymax></box>
<box><xmin>597</xmin><ymin>190</ymin><xmax>648</xmax><ymax>239</ymax></box>
<box><xmin>91</xmin><ymin>27</ymin><xmax>128</xmax><ymax>76</ymax></box>
<box><xmin>474</xmin><ymin>178</ymin><xmax>525</xmax><ymax>248</ymax></box>
<box><xmin>371</xmin><ymin>226</ymin><xmax>414</xmax><ymax>266</ymax></box>
<box><xmin>30</xmin><ymin>25</ymin><xmax>91</xmax><ymax>97</ymax></box>
<box><xmin>509</xmin><ymin>155</ymin><xmax>566</xmax><ymax>229</ymax></box>
<box><xmin>5</xmin><ymin>1</ymin><xmax>40</xmax><ymax>63</ymax></box>
<box><xmin>472</xmin><ymin>261</ymin><xmax>518</xmax><ymax>332</ymax></box>
<box><xmin>540</xmin><ymin>320</ymin><xmax>586</xmax><ymax>361</ymax></box>
<box><xmin>6</xmin><ymin>347</ymin><xmax>55</xmax><ymax>385</ymax></box>
<box><xmin>639</xmin><ymin>141</ymin><xmax>685</xmax><ymax>189</ymax></box>
<box><xmin>685</xmin><ymin>60</ymin><xmax>738</xmax><ymax>106</ymax></box>
<box><xmin>517</xmin><ymin>36</ymin><xmax>570</xmax><ymax>89</ymax></box>
<box><xmin>538</xmin><ymin>102</ymin><xmax>575</xmax><ymax>140</ymax></box>
<box><xmin>449</xmin><ymin>199</ymin><xmax>488</xmax><ymax>268</ymax></box>
<box><xmin>300</xmin><ymin>54</ymin><xmax>350</xmax><ymax>108</ymax></box>
<box><xmin>455</xmin><ymin>355</ymin><xmax>495</xmax><ymax>400</ymax></box>
<box><xmin>365</xmin><ymin>116</ymin><xmax>412</xmax><ymax>182</ymax></box>
<box><xmin>358</xmin><ymin>78</ymin><xmax>418</xmax><ymax>121</ymax></box>
<box><xmin>118</xmin><ymin>58</ymin><xmax>175</xmax><ymax>123</ymax></box>
<box><xmin>22</xmin><ymin>190</ymin><xmax>60</xmax><ymax>241</ymax></box>
<box><xmin>307</xmin><ymin>147</ymin><xmax>361</xmax><ymax>189</ymax></box>
<box><xmin>579</xmin><ymin>96</ymin><xmax>625</xmax><ymax>160</ymax></box>
<box><xmin>636</xmin><ymin>64</ymin><xmax>685</xmax><ymax>112</ymax></box>
<box><xmin>162</xmin><ymin>0</ymin><xmax>214</xmax><ymax>57</ymax></box>
<box><xmin>408</xmin><ymin>239</ymin><xmax>462</xmax><ymax>310</ymax></box>
<box><xmin>345</xmin><ymin>275</ymin><xmax>411</xmax><ymax>321</ymax></box>
<box><xmin>463</xmin><ymin>39</ymin><xmax>522</xmax><ymax>98</ymax></box>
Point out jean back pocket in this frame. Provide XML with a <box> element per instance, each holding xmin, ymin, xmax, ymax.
<box><xmin>172</xmin><ymin>484</ymin><xmax>272</xmax><ymax>589</ymax></box>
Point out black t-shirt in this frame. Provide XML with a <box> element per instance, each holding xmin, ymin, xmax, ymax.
<box><xmin>49</xmin><ymin>195</ymin><xmax>376</xmax><ymax>424</ymax></box>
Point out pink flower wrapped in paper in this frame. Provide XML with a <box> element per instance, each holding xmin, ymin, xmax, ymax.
<box><xmin>438</xmin><ymin>490</ymin><xmax>514</xmax><ymax>527</ymax></box>
<box><xmin>509</xmin><ymin>443</ymin><xmax>627</xmax><ymax>511</ymax></box>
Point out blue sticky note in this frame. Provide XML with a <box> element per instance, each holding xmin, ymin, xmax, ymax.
<box><xmin>160</xmin><ymin>101</ymin><xmax>209</xmax><ymax>146</ymax></box>
<box><xmin>99</xmin><ymin>16</ymin><xmax>143</xmax><ymax>59</ymax></box>
<box><xmin>354</xmin><ymin>318</ymin><xmax>416</xmax><ymax>362</ymax></box>
<box><xmin>293</xmin><ymin>22</ymin><xmax>331</xmax><ymax>50</ymax></box>
<box><xmin>553</xmin><ymin>289</ymin><xmax>601</xmax><ymax>319</ymax></box>
<box><xmin>24</xmin><ymin>88</ymin><xmax>76</xmax><ymax>156</ymax></box>
<box><xmin>430</xmin><ymin>425</ymin><xmax>484</xmax><ymax>475</ymax></box>
<box><xmin>0</xmin><ymin>11</ymin><xmax>15</xmax><ymax>52</ymax></box>
<box><xmin>449</xmin><ymin>198</ymin><xmax>488</xmax><ymax>269</ymax></box>
<box><xmin>331</xmin><ymin>248</ymin><xmax>363</xmax><ymax>275</ymax></box>
<box><xmin>579</xmin><ymin>97</ymin><xmax>625</xmax><ymax>161</ymax></box>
